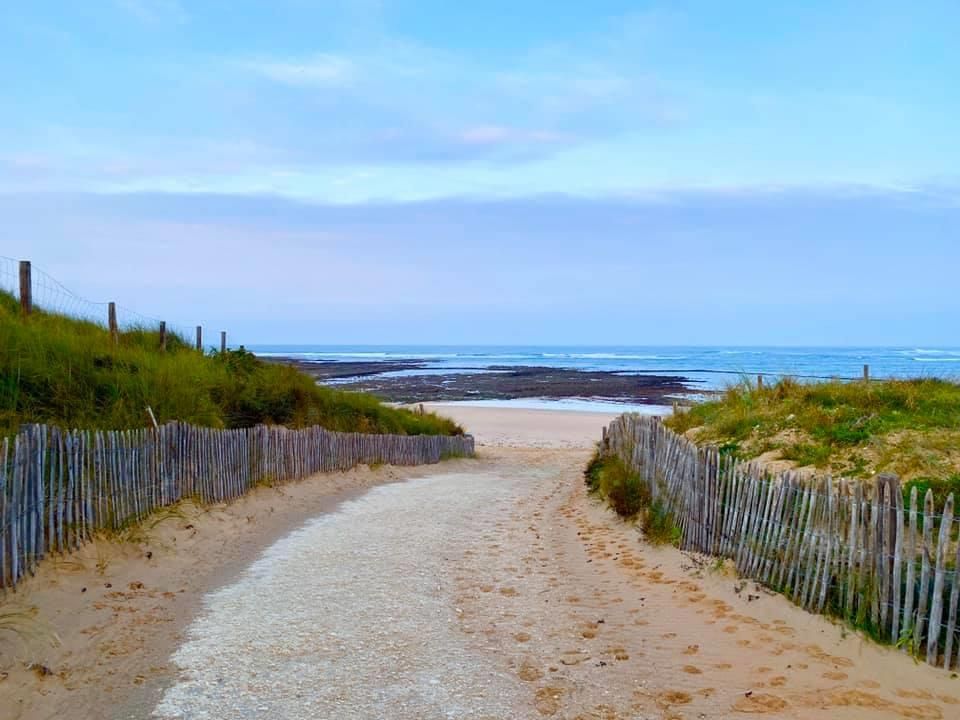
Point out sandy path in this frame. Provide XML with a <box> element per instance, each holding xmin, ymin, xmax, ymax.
<box><xmin>4</xmin><ymin>407</ymin><xmax>960</xmax><ymax>718</ymax></box>
<box><xmin>154</xmin><ymin>446</ymin><xmax>960</xmax><ymax>719</ymax></box>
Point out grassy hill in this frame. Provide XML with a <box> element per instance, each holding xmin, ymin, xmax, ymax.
<box><xmin>666</xmin><ymin>377</ymin><xmax>960</xmax><ymax>489</ymax></box>
<box><xmin>0</xmin><ymin>293</ymin><xmax>461</xmax><ymax>437</ymax></box>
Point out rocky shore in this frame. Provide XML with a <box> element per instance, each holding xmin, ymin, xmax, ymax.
<box><xmin>267</xmin><ymin>358</ymin><xmax>694</xmax><ymax>405</ymax></box>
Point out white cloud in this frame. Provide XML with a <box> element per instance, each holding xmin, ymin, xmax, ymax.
<box><xmin>115</xmin><ymin>0</ymin><xmax>188</xmax><ymax>25</ymax></box>
<box><xmin>457</xmin><ymin>126</ymin><xmax>569</xmax><ymax>147</ymax></box>
<box><xmin>243</xmin><ymin>54</ymin><xmax>355</xmax><ymax>87</ymax></box>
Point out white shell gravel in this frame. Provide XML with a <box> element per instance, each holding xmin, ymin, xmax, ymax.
<box><xmin>153</xmin><ymin>472</ymin><xmax>526</xmax><ymax>719</ymax></box>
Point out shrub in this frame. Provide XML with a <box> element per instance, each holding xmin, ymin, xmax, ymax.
<box><xmin>583</xmin><ymin>449</ymin><xmax>604</xmax><ymax>492</ymax></box>
<box><xmin>643</xmin><ymin>499</ymin><xmax>682</xmax><ymax>546</ymax></box>
<box><xmin>583</xmin><ymin>453</ymin><xmax>681</xmax><ymax>544</ymax></box>
<box><xmin>584</xmin><ymin>454</ymin><xmax>648</xmax><ymax>517</ymax></box>
<box><xmin>902</xmin><ymin>474</ymin><xmax>960</xmax><ymax>508</ymax></box>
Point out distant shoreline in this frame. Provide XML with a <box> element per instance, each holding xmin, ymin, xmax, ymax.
<box><xmin>262</xmin><ymin>356</ymin><xmax>697</xmax><ymax>407</ymax></box>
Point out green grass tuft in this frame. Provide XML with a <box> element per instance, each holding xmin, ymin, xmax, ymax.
<box><xmin>583</xmin><ymin>450</ymin><xmax>680</xmax><ymax>545</ymax></box>
<box><xmin>666</xmin><ymin>376</ymin><xmax>960</xmax><ymax>481</ymax></box>
<box><xmin>0</xmin><ymin>292</ymin><xmax>462</xmax><ymax>437</ymax></box>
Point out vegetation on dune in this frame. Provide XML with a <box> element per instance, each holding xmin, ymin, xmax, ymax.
<box><xmin>584</xmin><ymin>450</ymin><xmax>680</xmax><ymax>545</ymax></box>
<box><xmin>0</xmin><ymin>292</ymin><xmax>462</xmax><ymax>437</ymax></box>
<box><xmin>666</xmin><ymin>376</ymin><xmax>960</xmax><ymax>484</ymax></box>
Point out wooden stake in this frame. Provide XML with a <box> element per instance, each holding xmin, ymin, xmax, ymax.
<box><xmin>220</xmin><ymin>331</ymin><xmax>227</xmax><ymax>354</ymax></box>
<box><xmin>159</xmin><ymin>321</ymin><xmax>167</xmax><ymax>351</ymax></box>
<box><xmin>195</xmin><ymin>325</ymin><xmax>202</xmax><ymax>351</ymax></box>
<box><xmin>108</xmin><ymin>302</ymin><xmax>118</xmax><ymax>344</ymax></box>
<box><xmin>18</xmin><ymin>260</ymin><xmax>32</xmax><ymax>316</ymax></box>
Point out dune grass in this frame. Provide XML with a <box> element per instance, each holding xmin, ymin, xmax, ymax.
<box><xmin>0</xmin><ymin>292</ymin><xmax>462</xmax><ymax>437</ymax></box>
<box><xmin>584</xmin><ymin>450</ymin><xmax>681</xmax><ymax>544</ymax></box>
<box><xmin>666</xmin><ymin>376</ymin><xmax>960</xmax><ymax>483</ymax></box>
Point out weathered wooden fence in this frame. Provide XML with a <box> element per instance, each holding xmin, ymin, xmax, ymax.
<box><xmin>0</xmin><ymin>422</ymin><xmax>474</xmax><ymax>591</ymax></box>
<box><xmin>602</xmin><ymin>413</ymin><xmax>960</xmax><ymax>671</ymax></box>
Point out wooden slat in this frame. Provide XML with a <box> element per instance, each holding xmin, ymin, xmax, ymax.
<box><xmin>927</xmin><ymin>494</ymin><xmax>954</xmax><ymax>665</ymax></box>
<box><xmin>914</xmin><ymin>490</ymin><xmax>935</xmax><ymax>657</ymax></box>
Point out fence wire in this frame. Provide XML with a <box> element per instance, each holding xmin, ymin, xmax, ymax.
<box><xmin>2</xmin><ymin>256</ymin><xmax>201</xmax><ymax>343</ymax></box>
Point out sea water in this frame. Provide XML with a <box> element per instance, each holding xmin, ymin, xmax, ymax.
<box><xmin>249</xmin><ymin>345</ymin><xmax>960</xmax><ymax>392</ymax></box>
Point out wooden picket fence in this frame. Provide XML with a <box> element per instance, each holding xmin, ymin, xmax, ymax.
<box><xmin>602</xmin><ymin>413</ymin><xmax>960</xmax><ymax>671</ymax></box>
<box><xmin>0</xmin><ymin>422</ymin><xmax>474</xmax><ymax>591</ymax></box>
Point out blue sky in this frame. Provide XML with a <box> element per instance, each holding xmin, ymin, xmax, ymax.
<box><xmin>2</xmin><ymin>1</ymin><xmax>958</xmax><ymax>344</ymax></box>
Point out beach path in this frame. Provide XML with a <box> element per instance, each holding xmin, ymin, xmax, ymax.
<box><xmin>3</xmin><ymin>407</ymin><xmax>959</xmax><ymax>719</ymax></box>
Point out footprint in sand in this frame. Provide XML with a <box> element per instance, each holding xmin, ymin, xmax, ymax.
<box><xmin>805</xmin><ymin>644</ymin><xmax>853</xmax><ymax>667</ymax></box>
<box><xmin>683</xmin><ymin>644</ymin><xmax>700</xmax><ymax>655</ymax></box>
<box><xmin>571</xmin><ymin>704</ymin><xmax>619</xmax><ymax>720</ymax></box>
<box><xmin>823</xmin><ymin>671</ymin><xmax>848</xmax><ymax>681</ymax></box>
<box><xmin>518</xmin><ymin>663</ymin><xmax>544</xmax><ymax>682</ymax></box>
<box><xmin>895</xmin><ymin>689</ymin><xmax>936</xmax><ymax>700</ymax></box>
<box><xmin>656</xmin><ymin>690</ymin><xmax>692</xmax><ymax>708</ymax></box>
<box><xmin>682</xmin><ymin>665</ymin><xmax>702</xmax><ymax>674</ymax></box>
<box><xmin>560</xmin><ymin>650</ymin><xmax>590</xmax><ymax>666</ymax></box>
<box><xmin>818</xmin><ymin>689</ymin><xmax>943</xmax><ymax>720</ymax></box>
<box><xmin>515</xmin><ymin>632</ymin><xmax>532</xmax><ymax>643</ymax></box>
<box><xmin>500</xmin><ymin>587</ymin><xmax>518</xmax><ymax>597</ymax></box>
<box><xmin>534</xmin><ymin>686</ymin><xmax>564</xmax><ymax>716</ymax></box>
<box><xmin>732</xmin><ymin>693</ymin><xmax>788</xmax><ymax>714</ymax></box>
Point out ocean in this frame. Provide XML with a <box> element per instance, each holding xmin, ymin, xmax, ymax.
<box><xmin>249</xmin><ymin>345</ymin><xmax>960</xmax><ymax>390</ymax></box>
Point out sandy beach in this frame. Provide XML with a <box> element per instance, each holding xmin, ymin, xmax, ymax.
<box><xmin>2</xmin><ymin>406</ymin><xmax>959</xmax><ymax>719</ymax></box>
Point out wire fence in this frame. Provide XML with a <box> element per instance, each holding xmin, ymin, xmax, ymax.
<box><xmin>1</xmin><ymin>256</ymin><xmax>204</xmax><ymax>347</ymax></box>
<box><xmin>602</xmin><ymin>413</ymin><xmax>960</xmax><ymax>673</ymax></box>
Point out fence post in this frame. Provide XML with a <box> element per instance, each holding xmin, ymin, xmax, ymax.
<box><xmin>863</xmin><ymin>364</ymin><xmax>870</xmax><ymax>382</ymax></box>
<box><xmin>757</xmin><ymin>374</ymin><xmax>764</xmax><ymax>390</ymax></box>
<box><xmin>108</xmin><ymin>302</ymin><xmax>118</xmax><ymax>343</ymax></box>
<box><xmin>18</xmin><ymin>260</ymin><xmax>32</xmax><ymax>315</ymax></box>
<box><xmin>220</xmin><ymin>331</ymin><xmax>227</xmax><ymax>354</ymax></box>
<box><xmin>159</xmin><ymin>321</ymin><xmax>167</xmax><ymax>351</ymax></box>
<box><xmin>195</xmin><ymin>326</ymin><xmax>202</xmax><ymax>351</ymax></box>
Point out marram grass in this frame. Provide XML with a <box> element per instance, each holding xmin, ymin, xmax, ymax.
<box><xmin>666</xmin><ymin>375</ymin><xmax>960</xmax><ymax>484</ymax></box>
<box><xmin>0</xmin><ymin>292</ymin><xmax>462</xmax><ymax>437</ymax></box>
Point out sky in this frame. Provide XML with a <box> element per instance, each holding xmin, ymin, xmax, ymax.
<box><xmin>1</xmin><ymin>1</ymin><xmax>958</xmax><ymax>345</ymax></box>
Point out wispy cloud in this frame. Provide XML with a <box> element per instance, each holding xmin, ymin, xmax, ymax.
<box><xmin>242</xmin><ymin>54</ymin><xmax>355</xmax><ymax>87</ymax></box>
<box><xmin>457</xmin><ymin>126</ymin><xmax>570</xmax><ymax>147</ymax></box>
<box><xmin>6</xmin><ymin>187</ymin><xmax>959</xmax><ymax>344</ymax></box>
<box><xmin>114</xmin><ymin>0</ymin><xmax>188</xmax><ymax>25</ymax></box>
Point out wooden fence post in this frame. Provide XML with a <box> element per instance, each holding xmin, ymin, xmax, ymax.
<box><xmin>757</xmin><ymin>374</ymin><xmax>764</xmax><ymax>390</ymax></box>
<box><xmin>159</xmin><ymin>321</ymin><xmax>167</xmax><ymax>351</ymax></box>
<box><xmin>108</xmin><ymin>302</ymin><xmax>118</xmax><ymax>343</ymax></box>
<box><xmin>863</xmin><ymin>364</ymin><xmax>870</xmax><ymax>382</ymax></box>
<box><xmin>195</xmin><ymin>326</ymin><xmax>202</xmax><ymax>351</ymax></box>
<box><xmin>220</xmin><ymin>331</ymin><xmax>227</xmax><ymax>354</ymax></box>
<box><xmin>18</xmin><ymin>260</ymin><xmax>32</xmax><ymax>315</ymax></box>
